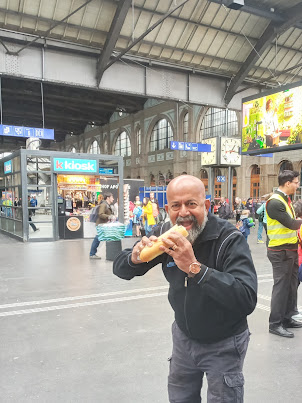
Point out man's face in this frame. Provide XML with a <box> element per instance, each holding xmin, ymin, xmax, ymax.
<box><xmin>167</xmin><ymin>183</ymin><xmax>210</xmax><ymax>232</ymax></box>
<box><xmin>108</xmin><ymin>195</ymin><xmax>114</xmax><ymax>204</ymax></box>
<box><xmin>287</xmin><ymin>178</ymin><xmax>300</xmax><ymax>195</ymax></box>
<box><xmin>150</xmin><ymin>192</ymin><xmax>154</xmax><ymax>199</ymax></box>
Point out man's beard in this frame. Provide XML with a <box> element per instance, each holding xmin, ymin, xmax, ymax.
<box><xmin>172</xmin><ymin>206</ymin><xmax>208</xmax><ymax>244</ymax></box>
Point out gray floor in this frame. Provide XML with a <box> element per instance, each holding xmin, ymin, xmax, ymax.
<box><xmin>0</xmin><ymin>224</ymin><xmax>301</xmax><ymax>403</ymax></box>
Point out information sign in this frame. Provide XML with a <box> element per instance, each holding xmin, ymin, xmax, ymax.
<box><xmin>99</xmin><ymin>168</ymin><xmax>114</xmax><ymax>174</ymax></box>
<box><xmin>0</xmin><ymin>125</ymin><xmax>54</xmax><ymax>140</ymax></box>
<box><xmin>217</xmin><ymin>176</ymin><xmax>226</xmax><ymax>183</ymax></box>
<box><xmin>170</xmin><ymin>141</ymin><xmax>211</xmax><ymax>152</ymax></box>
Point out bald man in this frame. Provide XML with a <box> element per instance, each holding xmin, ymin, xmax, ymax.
<box><xmin>114</xmin><ymin>175</ymin><xmax>257</xmax><ymax>403</ymax></box>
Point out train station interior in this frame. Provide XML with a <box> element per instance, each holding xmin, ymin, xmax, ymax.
<box><xmin>1</xmin><ymin>1</ymin><xmax>302</xmax><ymax>402</ymax></box>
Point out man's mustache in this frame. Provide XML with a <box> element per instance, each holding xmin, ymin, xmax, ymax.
<box><xmin>176</xmin><ymin>215</ymin><xmax>197</xmax><ymax>225</ymax></box>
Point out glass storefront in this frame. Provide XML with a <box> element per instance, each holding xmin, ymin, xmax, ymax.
<box><xmin>0</xmin><ymin>150</ymin><xmax>123</xmax><ymax>241</ymax></box>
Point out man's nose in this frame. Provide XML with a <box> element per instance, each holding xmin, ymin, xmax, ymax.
<box><xmin>178</xmin><ymin>204</ymin><xmax>190</xmax><ymax>216</ymax></box>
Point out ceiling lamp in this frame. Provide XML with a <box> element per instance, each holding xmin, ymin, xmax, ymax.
<box><xmin>226</xmin><ymin>0</ymin><xmax>244</xmax><ymax>10</ymax></box>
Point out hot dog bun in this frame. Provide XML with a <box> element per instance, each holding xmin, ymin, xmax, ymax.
<box><xmin>139</xmin><ymin>224</ymin><xmax>188</xmax><ymax>262</ymax></box>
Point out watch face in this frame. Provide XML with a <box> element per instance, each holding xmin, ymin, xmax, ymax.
<box><xmin>220</xmin><ymin>138</ymin><xmax>241</xmax><ymax>165</ymax></box>
<box><xmin>189</xmin><ymin>262</ymin><xmax>201</xmax><ymax>274</ymax></box>
<box><xmin>201</xmin><ymin>138</ymin><xmax>217</xmax><ymax>166</ymax></box>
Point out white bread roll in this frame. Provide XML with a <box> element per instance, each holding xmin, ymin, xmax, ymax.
<box><xmin>139</xmin><ymin>224</ymin><xmax>188</xmax><ymax>262</ymax></box>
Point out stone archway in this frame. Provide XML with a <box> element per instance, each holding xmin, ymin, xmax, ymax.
<box><xmin>279</xmin><ymin>160</ymin><xmax>294</xmax><ymax>173</ymax></box>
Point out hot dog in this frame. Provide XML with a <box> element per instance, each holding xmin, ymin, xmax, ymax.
<box><xmin>139</xmin><ymin>224</ymin><xmax>188</xmax><ymax>262</ymax></box>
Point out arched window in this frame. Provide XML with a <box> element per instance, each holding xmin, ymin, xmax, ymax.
<box><xmin>136</xmin><ymin>127</ymin><xmax>141</xmax><ymax>154</ymax></box>
<box><xmin>214</xmin><ymin>168</ymin><xmax>222</xmax><ymax>197</ymax></box>
<box><xmin>200</xmin><ymin>169</ymin><xmax>208</xmax><ymax>193</ymax></box>
<box><xmin>200</xmin><ymin>108</ymin><xmax>238</xmax><ymax>140</ymax></box>
<box><xmin>233</xmin><ymin>168</ymin><xmax>237</xmax><ymax>200</ymax></box>
<box><xmin>251</xmin><ymin>165</ymin><xmax>260</xmax><ymax>198</ymax></box>
<box><xmin>88</xmin><ymin>140</ymin><xmax>100</xmax><ymax>154</ymax></box>
<box><xmin>150</xmin><ymin>118</ymin><xmax>173</xmax><ymax>152</ymax></box>
<box><xmin>279</xmin><ymin>160</ymin><xmax>293</xmax><ymax>172</ymax></box>
<box><xmin>70</xmin><ymin>147</ymin><xmax>76</xmax><ymax>153</ymax></box>
<box><xmin>114</xmin><ymin>131</ymin><xmax>131</xmax><ymax>157</ymax></box>
<box><xmin>183</xmin><ymin>112</ymin><xmax>189</xmax><ymax>142</ymax></box>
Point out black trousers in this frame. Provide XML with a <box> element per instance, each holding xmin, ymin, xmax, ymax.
<box><xmin>29</xmin><ymin>217</ymin><xmax>37</xmax><ymax>232</ymax></box>
<box><xmin>267</xmin><ymin>248</ymin><xmax>299</xmax><ymax>326</ymax></box>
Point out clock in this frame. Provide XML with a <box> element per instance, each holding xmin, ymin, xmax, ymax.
<box><xmin>201</xmin><ymin>137</ymin><xmax>217</xmax><ymax>166</ymax></box>
<box><xmin>220</xmin><ymin>137</ymin><xmax>241</xmax><ymax>166</ymax></box>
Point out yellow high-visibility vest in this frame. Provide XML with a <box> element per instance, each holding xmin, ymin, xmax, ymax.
<box><xmin>266</xmin><ymin>193</ymin><xmax>298</xmax><ymax>247</ymax></box>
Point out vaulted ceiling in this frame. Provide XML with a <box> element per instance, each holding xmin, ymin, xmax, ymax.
<box><xmin>0</xmin><ymin>0</ymin><xmax>301</xmax><ymax>148</ymax></box>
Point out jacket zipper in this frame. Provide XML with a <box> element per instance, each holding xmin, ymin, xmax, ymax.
<box><xmin>184</xmin><ymin>276</ymin><xmax>192</xmax><ymax>337</ymax></box>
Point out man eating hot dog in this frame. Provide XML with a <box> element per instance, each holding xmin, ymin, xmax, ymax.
<box><xmin>113</xmin><ymin>174</ymin><xmax>257</xmax><ymax>403</ymax></box>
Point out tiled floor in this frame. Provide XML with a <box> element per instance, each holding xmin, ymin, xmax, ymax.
<box><xmin>0</xmin><ymin>225</ymin><xmax>301</xmax><ymax>403</ymax></box>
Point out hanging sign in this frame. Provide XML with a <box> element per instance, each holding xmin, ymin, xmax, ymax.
<box><xmin>4</xmin><ymin>160</ymin><xmax>12</xmax><ymax>174</ymax></box>
<box><xmin>170</xmin><ymin>141</ymin><xmax>211</xmax><ymax>152</ymax></box>
<box><xmin>99</xmin><ymin>168</ymin><xmax>114</xmax><ymax>174</ymax></box>
<box><xmin>53</xmin><ymin>158</ymin><xmax>97</xmax><ymax>173</ymax></box>
<box><xmin>0</xmin><ymin>125</ymin><xmax>54</xmax><ymax>140</ymax></box>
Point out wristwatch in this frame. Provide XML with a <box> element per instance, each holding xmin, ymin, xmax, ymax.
<box><xmin>188</xmin><ymin>261</ymin><xmax>202</xmax><ymax>278</ymax></box>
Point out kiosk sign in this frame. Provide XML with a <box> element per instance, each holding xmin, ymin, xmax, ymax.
<box><xmin>53</xmin><ymin>158</ymin><xmax>97</xmax><ymax>173</ymax></box>
<box><xmin>4</xmin><ymin>160</ymin><xmax>12</xmax><ymax>174</ymax></box>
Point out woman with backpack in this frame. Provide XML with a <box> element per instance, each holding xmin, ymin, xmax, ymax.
<box><xmin>256</xmin><ymin>193</ymin><xmax>272</xmax><ymax>246</ymax></box>
<box><xmin>133</xmin><ymin>196</ymin><xmax>143</xmax><ymax>237</ymax></box>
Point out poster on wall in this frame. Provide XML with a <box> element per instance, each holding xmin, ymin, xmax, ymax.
<box><xmin>242</xmin><ymin>81</ymin><xmax>302</xmax><ymax>155</ymax></box>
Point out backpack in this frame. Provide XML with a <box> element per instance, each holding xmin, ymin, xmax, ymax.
<box><xmin>133</xmin><ymin>206</ymin><xmax>142</xmax><ymax>219</ymax></box>
<box><xmin>236</xmin><ymin>220</ymin><xmax>245</xmax><ymax>234</ymax></box>
<box><xmin>258</xmin><ymin>210</ymin><xmax>264</xmax><ymax>223</ymax></box>
<box><xmin>89</xmin><ymin>205</ymin><xmax>100</xmax><ymax>223</ymax></box>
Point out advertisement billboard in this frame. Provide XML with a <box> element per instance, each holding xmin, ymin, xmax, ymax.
<box><xmin>242</xmin><ymin>81</ymin><xmax>302</xmax><ymax>155</ymax></box>
<box><xmin>4</xmin><ymin>160</ymin><xmax>12</xmax><ymax>174</ymax></box>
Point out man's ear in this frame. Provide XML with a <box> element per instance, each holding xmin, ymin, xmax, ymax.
<box><xmin>205</xmin><ymin>199</ymin><xmax>211</xmax><ymax>211</ymax></box>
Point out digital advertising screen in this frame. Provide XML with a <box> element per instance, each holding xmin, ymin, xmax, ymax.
<box><xmin>242</xmin><ymin>81</ymin><xmax>302</xmax><ymax>155</ymax></box>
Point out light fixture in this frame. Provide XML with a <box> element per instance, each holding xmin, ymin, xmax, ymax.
<box><xmin>226</xmin><ymin>0</ymin><xmax>244</xmax><ymax>10</ymax></box>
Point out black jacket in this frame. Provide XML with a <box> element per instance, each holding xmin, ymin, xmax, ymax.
<box><xmin>113</xmin><ymin>213</ymin><xmax>257</xmax><ymax>343</ymax></box>
<box><xmin>218</xmin><ymin>202</ymin><xmax>231</xmax><ymax>219</ymax></box>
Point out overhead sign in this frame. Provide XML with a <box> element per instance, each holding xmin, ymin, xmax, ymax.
<box><xmin>53</xmin><ymin>158</ymin><xmax>97</xmax><ymax>173</ymax></box>
<box><xmin>170</xmin><ymin>141</ymin><xmax>211</xmax><ymax>152</ymax></box>
<box><xmin>4</xmin><ymin>160</ymin><xmax>12</xmax><ymax>174</ymax></box>
<box><xmin>99</xmin><ymin>168</ymin><xmax>114</xmax><ymax>175</ymax></box>
<box><xmin>0</xmin><ymin>125</ymin><xmax>54</xmax><ymax>140</ymax></box>
<box><xmin>217</xmin><ymin>176</ymin><xmax>226</xmax><ymax>183</ymax></box>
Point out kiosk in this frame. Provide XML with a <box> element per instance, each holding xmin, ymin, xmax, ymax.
<box><xmin>0</xmin><ymin>150</ymin><xmax>124</xmax><ymax>242</ymax></box>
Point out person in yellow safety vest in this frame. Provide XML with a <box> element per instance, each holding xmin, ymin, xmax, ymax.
<box><xmin>266</xmin><ymin>170</ymin><xmax>302</xmax><ymax>338</ymax></box>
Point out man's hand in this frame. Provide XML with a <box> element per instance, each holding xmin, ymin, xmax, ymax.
<box><xmin>131</xmin><ymin>235</ymin><xmax>158</xmax><ymax>264</ymax></box>
<box><xmin>159</xmin><ymin>231</ymin><xmax>197</xmax><ymax>275</ymax></box>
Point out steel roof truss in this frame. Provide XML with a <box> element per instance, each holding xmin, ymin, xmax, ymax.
<box><xmin>96</xmin><ymin>0</ymin><xmax>132</xmax><ymax>85</ymax></box>
<box><xmin>224</xmin><ymin>2</ymin><xmax>302</xmax><ymax>104</ymax></box>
